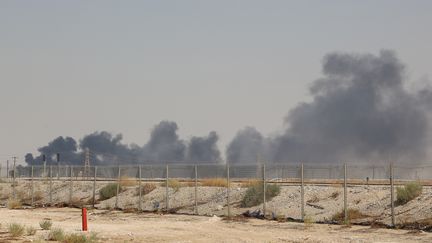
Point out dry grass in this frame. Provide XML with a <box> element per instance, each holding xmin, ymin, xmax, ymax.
<box><xmin>26</xmin><ymin>226</ymin><xmax>37</xmax><ymax>236</ymax></box>
<box><xmin>8</xmin><ymin>223</ymin><xmax>25</xmax><ymax>237</ymax></box>
<box><xmin>331</xmin><ymin>208</ymin><xmax>368</xmax><ymax>224</ymax></box>
<box><xmin>69</xmin><ymin>197</ymin><xmax>85</xmax><ymax>207</ymax></box>
<box><xmin>241</xmin><ymin>179</ymin><xmax>261</xmax><ymax>188</ymax></box>
<box><xmin>64</xmin><ymin>232</ymin><xmax>99</xmax><ymax>243</ymax></box>
<box><xmin>136</xmin><ymin>183</ymin><xmax>157</xmax><ymax>196</ymax></box>
<box><xmin>304</xmin><ymin>215</ymin><xmax>315</xmax><ymax>228</ymax></box>
<box><xmin>34</xmin><ymin>190</ymin><xmax>44</xmax><ymax>201</ymax></box>
<box><xmin>184</xmin><ymin>181</ymin><xmax>196</xmax><ymax>187</ymax></box>
<box><xmin>330</xmin><ymin>191</ymin><xmax>340</xmax><ymax>199</ymax></box>
<box><xmin>201</xmin><ymin>178</ymin><xmax>228</xmax><ymax>187</ymax></box>
<box><xmin>48</xmin><ymin>228</ymin><xmax>65</xmax><ymax>241</ymax></box>
<box><xmin>39</xmin><ymin>220</ymin><xmax>52</xmax><ymax>230</ymax></box>
<box><xmin>167</xmin><ymin>179</ymin><xmax>182</xmax><ymax>192</ymax></box>
<box><xmin>120</xmin><ymin>176</ymin><xmax>138</xmax><ymax>187</ymax></box>
<box><xmin>7</xmin><ymin>198</ymin><xmax>22</xmax><ymax>209</ymax></box>
<box><xmin>307</xmin><ymin>195</ymin><xmax>320</xmax><ymax>203</ymax></box>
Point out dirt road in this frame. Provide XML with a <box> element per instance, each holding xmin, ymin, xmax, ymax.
<box><xmin>0</xmin><ymin>208</ymin><xmax>431</xmax><ymax>242</ymax></box>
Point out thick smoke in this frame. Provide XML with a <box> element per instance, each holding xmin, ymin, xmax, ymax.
<box><xmin>26</xmin><ymin>50</ymin><xmax>432</xmax><ymax>165</ymax></box>
<box><xmin>187</xmin><ymin>131</ymin><xmax>221</xmax><ymax>162</ymax></box>
<box><xmin>226</xmin><ymin>127</ymin><xmax>263</xmax><ymax>163</ymax></box>
<box><xmin>25</xmin><ymin>136</ymin><xmax>81</xmax><ymax>165</ymax></box>
<box><xmin>141</xmin><ymin>121</ymin><xmax>186</xmax><ymax>162</ymax></box>
<box><xmin>227</xmin><ymin>50</ymin><xmax>432</xmax><ymax>163</ymax></box>
<box><xmin>25</xmin><ymin>121</ymin><xmax>221</xmax><ymax>165</ymax></box>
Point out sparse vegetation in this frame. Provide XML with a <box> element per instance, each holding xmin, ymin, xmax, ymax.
<box><xmin>26</xmin><ymin>226</ymin><xmax>37</xmax><ymax>236</ymax></box>
<box><xmin>8</xmin><ymin>223</ymin><xmax>25</xmax><ymax>237</ymax></box>
<box><xmin>136</xmin><ymin>183</ymin><xmax>157</xmax><ymax>196</ymax></box>
<box><xmin>201</xmin><ymin>178</ymin><xmax>228</xmax><ymax>187</ymax></box>
<box><xmin>120</xmin><ymin>176</ymin><xmax>138</xmax><ymax>187</ymax></box>
<box><xmin>396</xmin><ymin>181</ymin><xmax>422</xmax><ymax>205</ymax></box>
<box><xmin>167</xmin><ymin>179</ymin><xmax>182</xmax><ymax>192</ymax></box>
<box><xmin>99</xmin><ymin>183</ymin><xmax>121</xmax><ymax>200</ymax></box>
<box><xmin>39</xmin><ymin>220</ymin><xmax>52</xmax><ymax>230</ymax></box>
<box><xmin>307</xmin><ymin>195</ymin><xmax>319</xmax><ymax>203</ymax></box>
<box><xmin>304</xmin><ymin>215</ymin><xmax>315</xmax><ymax>227</ymax></box>
<box><xmin>330</xmin><ymin>191</ymin><xmax>340</xmax><ymax>199</ymax></box>
<box><xmin>331</xmin><ymin>208</ymin><xmax>367</xmax><ymax>224</ymax></box>
<box><xmin>240</xmin><ymin>181</ymin><xmax>280</xmax><ymax>207</ymax></box>
<box><xmin>64</xmin><ymin>232</ymin><xmax>98</xmax><ymax>243</ymax></box>
<box><xmin>34</xmin><ymin>190</ymin><xmax>44</xmax><ymax>201</ymax></box>
<box><xmin>48</xmin><ymin>228</ymin><xmax>65</xmax><ymax>241</ymax></box>
<box><xmin>241</xmin><ymin>179</ymin><xmax>261</xmax><ymax>188</ymax></box>
<box><xmin>7</xmin><ymin>198</ymin><xmax>22</xmax><ymax>209</ymax></box>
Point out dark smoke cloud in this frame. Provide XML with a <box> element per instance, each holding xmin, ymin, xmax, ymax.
<box><xmin>228</xmin><ymin>50</ymin><xmax>432</xmax><ymax>163</ymax></box>
<box><xmin>226</xmin><ymin>127</ymin><xmax>264</xmax><ymax>163</ymax></box>
<box><xmin>141</xmin><ymin>121</ymin><xmax>187</xmax><ymax>162</ymax></box>
<box><xmin>25</xmin><ymin>121</ymin><xmax>221</xmax><ymax>165</ymax></box>
<box><xmin>26</xmin><ymin>50</ymin><xmax>432</xmax><ymax>165</ymax></box>
<box><xmin>25</xmin><ymin>136</ymin><xmax>81</xmax><ymax>165</ymax></box>
<box><xmin>187</xmin><ymin>131</ymin><xmax>221</xmax><ymax>162</ymax></box>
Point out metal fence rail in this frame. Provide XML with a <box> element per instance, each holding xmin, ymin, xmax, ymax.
<box><xmin>1</xmin><ymin>162</ymin><xmax>431</xmax><ymax>227</ymax></box>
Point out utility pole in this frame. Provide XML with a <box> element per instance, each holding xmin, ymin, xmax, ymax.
<box><xmin>6</xmin><ymin>160</ymin><xmax>9</xmax><ymax>179</ymax></box>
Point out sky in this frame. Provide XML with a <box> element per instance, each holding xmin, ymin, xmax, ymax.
<box><xmin>0</xmin><ymin>0</ymin><xmax>431</xmax><ymax>164</ymax></box>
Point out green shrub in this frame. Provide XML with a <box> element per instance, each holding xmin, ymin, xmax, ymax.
<box><xmin>26</xmin><ymin>226</ymin><xmax>37</xmax><ymax>235</ymax></box>
<box><xmin>64</xmin><ymin>232</ymin><xmax>98</xmax><ymax>243</ymax></box>
<box><xmin>39</xmin><ymin>220</ymin><xmax>52</xmax><ymax>230</ymax></box>
<box><xmin>240</xmin><ymin>182</ymin><xmax>280</xmax><ymax>207</ymax></box>
<box><xmin>48</xmin><ymin>228</ymin><xmax>65</xmax><ymax>241</ymax></box>
<box><xmin>396</xmin><ymin>181</ymin><xmax>422</xmax><ymax>205</ymax></box>
<box><xmin>99</xmin><ymin>183</ymin><xmax>121</xmax><ymax>200</ymax></box>
<box><xmin>8</xmin><ymin>223</ymin><xmax>25</xmax><ymax>237</ymax></box>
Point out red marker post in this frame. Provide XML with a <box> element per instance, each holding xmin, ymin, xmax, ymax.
<box><xmin>82</xmin><ymin>208</ymin><xmax>88</xmax><ymax>231</ymax></box>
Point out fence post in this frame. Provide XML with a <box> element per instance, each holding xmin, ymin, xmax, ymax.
<box><xmin>194</xmin><ymin>165</ymin><xmax>198</xmax><ymax>215</ymax></box>
<box><xmin>12</xmin><ymin>160</ymin><xmax>16</xmax><ymax>199</ymax></box>
<box><xmin>301</xmin><ymin>163</ymin><xmax>305</xmax><ymax>221</ymax></box>
<box><xmin>344</xmin><ymin>163</ymin><xmax>348</xmax><ymax>224</ymax></box>
<box><xmin>390</xmin><ymin>163</ymin><xmax>395</xmax><ymax>227</ymax></box>
<box><xmin>115</xmin><ymin>166</ymin><xmax>121</xmax><ymax>209</ymax></box>
<box><xmin>31</xmin><ymin>166</ymin><xmax>34</xmax><ymax>206</ymax></box>
<box><xmin>227</xmin><ymin>163</ymin><xmax>231</xmax><ymax>218</ymax></box>
<box><xmin>49</xmin><ymin>165</ymin><xmax>53</xmax><ymax>205</ymax></box>
<box><xmin>263</xmin><ymin>163</ymin><xmax>266</xmax><ymax>217</ymax></box>
<box><xmin>69</xmin><ymin>166</ymin><xmax>73</xmax><ymax>205</ymax></box>
<box><xmin>138</xmin><ymin>165</ymin><xmax>142</xmax><ymax>211</ymax></box>
<box><xmin>165</xmin><ymin>164</ymin><xmax>169</xmax><ymax>212</ymax></box>
<box><xmin>92</xmin><ymin>166</ymin><xmax>97</xmax><ymax>208</ymax></box>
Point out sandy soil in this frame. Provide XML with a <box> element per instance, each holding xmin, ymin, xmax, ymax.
<box><xmin>2</xmin><ymin>180</ymin><xmax>432</xmax><ymax>226</ymax></box>
<box><xmin>0</xmin><ymin>208</ymin><xmax>431</xmax><ymax>243</ymax></box>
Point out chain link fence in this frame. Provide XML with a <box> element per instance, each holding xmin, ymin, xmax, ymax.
<box><xmin>1</xmin><ymin>163</ymin><xmax>431</xmax><ymax>227</ymax></box>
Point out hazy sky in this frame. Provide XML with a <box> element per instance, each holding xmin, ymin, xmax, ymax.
<box><xmin>1</xmin><ymin>1</ymin><xmax>431</xmax><ymax>163</ymax></box>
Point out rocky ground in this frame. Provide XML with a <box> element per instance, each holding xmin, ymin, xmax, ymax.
<box><xmin>1</xmin><ymin>207</ymin><xmax>432</xmax><ymax>243</ymax></box>
<box><xmin>1</xmin><ymin>179</ymin><xmax>432</xmax><ymax>227</ymax></box>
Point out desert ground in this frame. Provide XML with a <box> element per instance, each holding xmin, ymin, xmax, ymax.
<box><xmin>1</xmin><ymin>207</ymin><xmax>432</xmax><ymax>243</ymax></box>
<box><xmin>2</xmin><ymin>179</ymin><xmax>432</xmax><ymax>226</ymax></box>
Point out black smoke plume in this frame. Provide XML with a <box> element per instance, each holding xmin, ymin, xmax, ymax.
<box><xmin>227</xmin><ymin>50</ymin><xmax>432</xmax><ymax>164</ymax></box>
<box><xmin>26</xmin><ymin>50</ymin><xmax>432</xmax><ymax>165</ymax></box>
<box><xmin>25</xmin><ymin>121</ymin><xmax>221</xmax><ymax>165</ymax></box>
